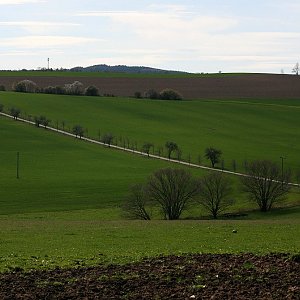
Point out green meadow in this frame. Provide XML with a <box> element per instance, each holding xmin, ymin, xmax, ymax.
<box><xmin>1</xmin><ymin>92</ymin><xmax>300</xmax><ymax>175</ymax></box>
<box><xmin>0</xmin><ymin>92</ymin><xmax>299</xmax><ymax>271</ymax></box>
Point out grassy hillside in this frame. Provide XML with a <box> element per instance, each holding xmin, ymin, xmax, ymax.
<box><xmin>0</xmin><ymin>117</ymin><xmax>177</xmax><ymax>215</ymax></box>
<box><xmin>1</xmin><ymin>92</ymin><xmax>300</xmax><ymax>176</ymax></box>
<box><xmin>0</xmin><ymin>110</ymin><xmax>299</xmax><ymax>271</ymax></box>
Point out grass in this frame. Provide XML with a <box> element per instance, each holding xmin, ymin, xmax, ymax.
<box><xmin>1</xmin><ymin>92</ymin><xmax>300</xmax><ymax>176</ymax></box>
<box><xmin>0</xmin><ymin>94</ymin><xmax>299</xmax><ymax>272</ymax></box>
<box><xmin>0</xmin><ymin>117</ymin><xmax>176</xmax><ymax>215</ymax></box>
<box><xmin>0</xmin><ymin>210</ymin><xmax>299</xmax><ymax>272</ymax></box>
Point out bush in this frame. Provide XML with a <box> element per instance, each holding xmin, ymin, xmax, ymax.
<box><xmin>14</xmin><ymin>80</ymin><xmax>38</xmax><ymax>93</ymax></box>
<box><xmin>0</xmin><ymin>103</ymin><xmax>3</xmax><ymax>112</ymax></box>
<box><xmin>134</xmin><ymin>91</ymin><xmax>142</xmax><ymax>99</ymax></box>
<box><xmin>85</xmin><ymin>85</ymin><xmax>99</xmax><ymax>96</ymax></box>
<box><xmin>64</xmin><ymin>81</ymin><xmax>84</xmax><ymax>95</ymax></box>
<box><xmin>0</xmin><ymin>85</ymin><xmax>6</xmax><ymax>91</ymax></box>
<box><xmin>144</xmin><ymin>89</ymin><xmax>160</xmax><ymax>99</ymax></box>
<box><xmin>159</xmin><ymin>89</ymin><xmax>183</xmax><ymax>100</ymax></box>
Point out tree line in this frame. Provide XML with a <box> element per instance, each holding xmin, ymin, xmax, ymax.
<box><xmin>123</xmin><ymin>162</ymin><xmax>291</xmax><ymax>220</ymax></box>
<box><xmin>0</xmin><ymin>79</ymin><xmax>183</xmax><ymax>100</ymax></box>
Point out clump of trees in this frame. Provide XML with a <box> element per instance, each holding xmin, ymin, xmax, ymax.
<box><xmin>144</xmin><ymin>88</ymin><xmax>183</xmax><ymax>100</ymax></box>
<box><xmin>34</xmin><ymin>115</ymin><xmax>51</xmax><ymax>128</ymax></box>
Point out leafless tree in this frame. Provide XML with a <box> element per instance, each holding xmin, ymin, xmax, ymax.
<box><xmin>142</xmin><ymin>142</ymin><xmax>153</xmax><ymax>157</ymax></box>
<box><xmin>292</xmin><ymin>62</ymin><xmax>299</xmax><ymax>75</ymax></box>
<box><xmin>122</xmin><ymin>184</ymin><xmax>151</xmax><ymax>220</ymax></box>
<box><xmin>198</xmin><ymin>172</ymin><xmax>234</xmax><ymax>219</ymax></box>
<box><xmin>147</xmin><ymin>168</ymin><xmax>200</xmax><ymax>220</ymax></box>
<box><xmin>241</xmin><ymin>160</ymin><xmax>291</xmax><ymax>212</ymax></box>
<box><xmin>72</xmin><ymin>125</ymin><xmax>84</xmax><ymax>139</ymax></box>
<box><xmin>101</xmin><ymin>133</ymin><xmax>114</xmax><ymax>147</ymax></box>
<box><xmin>9</xmin><ymin>107</ymin><xmax>21</xmax><ymax>120</ymax></box>
<box><xmin>165</xmin><ymin>141</ymin><xmax>178</xmax><ymax>159</ymax></box>
<box><xmin>205</xmin><ymin>147</ymin><xmax>222</xmax><ymax>168</ymax></box>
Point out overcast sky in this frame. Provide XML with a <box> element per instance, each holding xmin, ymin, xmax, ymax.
<box><xmin>1</xmin><ymin>0</ymin><xmax>300</xmax><ymax>73</ymax></box>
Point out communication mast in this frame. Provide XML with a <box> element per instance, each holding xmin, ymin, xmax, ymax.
<box><xmin>47</xmin><ymin>58</ymin><xmax>50</xmax><ymax>70</ymax></box>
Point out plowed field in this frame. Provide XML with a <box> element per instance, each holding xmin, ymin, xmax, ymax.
<box><xmin>1</xmin><ymin>254</ymin><xmax>299</xmax><ymax>299</ymax></box>
<box><xmin>1</xmin><ymin>74</ymin><xmax>300</xmax><ymax>99</ymax></box>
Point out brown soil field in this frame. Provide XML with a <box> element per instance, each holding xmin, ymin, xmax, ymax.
<box><xmin>1</xmin><ymin>74</ymin><xmax>300</xmax><ymax>99</ymax></box>
<box><xmin>0</xmin><ymin>254</ymin><xmax>299</xmax><ymax>299</ymax></box>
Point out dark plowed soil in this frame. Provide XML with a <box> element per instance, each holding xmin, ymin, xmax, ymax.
<box><xmin>0</xmin><ymin>254</ymin><xmax>299</xmax><ymax>299</ymax></box>
<box><xmin>1</xmin><ymin>74</ymin><xmax>300</xmax><ymax>99</ymax></box>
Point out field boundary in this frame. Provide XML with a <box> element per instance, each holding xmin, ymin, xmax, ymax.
<box><xmin>1</xmin><ymin>112</ymin><xmax>299</xmax><ymax>187</ymax></box>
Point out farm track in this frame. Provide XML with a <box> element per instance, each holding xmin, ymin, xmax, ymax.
<box><xmin>1</xmin><ymin>112</ymin><xmax>299</xmax><ymax>187</ymax></box>
<box><xmin>0</xmin><ymin>254</ymin><xmax>299</xmax><ymax>299</ymax></box>
<box><xmin>1</xmin><ymin>74</ymin><xmax>300</xmax><ymax>99</ymax></box>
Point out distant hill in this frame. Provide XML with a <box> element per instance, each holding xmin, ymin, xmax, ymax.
<box><xmin>69</xmin><ymin>64</ymin><xmax>188</xmax><ymax>74</ymax></box>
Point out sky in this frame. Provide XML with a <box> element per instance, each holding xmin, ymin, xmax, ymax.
<box><xmin>0</xmin><ymin>0</ymin><xmax>300</xmax><ymax>73</ymax></box>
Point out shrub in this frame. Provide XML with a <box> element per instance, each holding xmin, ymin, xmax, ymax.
<box><xmin>159</xmin><ymin>89</ymin><xmax>183</xmax><ymax>100</ymax></box>
<box><xmin>134</xmin><ymin>91</ymin><xmax>142</xmax><ymax>99</ymax></box>
<box><xmin>0</xmin><ymin>85</ymin><xmax>6</xmax><ymax>91</ymax></box>
<box><xmin>144</xmin><ymin>89</ymin><xmax>160</xmax><ymax>99</ymax></box>
<box><xmin>14</xmin><ymin>80</ymin><xmax>38</xmax><ymax>93</ymax></box>
<box><xmin>64</xmin><ymin>81</ymin><xmax>84</xmax><ymax>95</ymax></box>
<box><xmin>85</xmin><ymin>85</ymin><xmax>99</xmax><ymax>96</ymax></box>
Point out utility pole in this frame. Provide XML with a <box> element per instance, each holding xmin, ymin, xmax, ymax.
<box><xmin>16</xmin><ymin>152</ymin><xmax>20</xmax><ymax>179</ymax></box>
<box><xmin>280</xmin><ymin>156</ymin><xmax>285</xmax><ymax>189</ymax></box>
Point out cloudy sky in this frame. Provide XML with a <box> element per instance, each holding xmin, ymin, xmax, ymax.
<box><xmin>1</xmin><ymin>0</ymin><xmax>300</xmax><ymax>73</ymax></box>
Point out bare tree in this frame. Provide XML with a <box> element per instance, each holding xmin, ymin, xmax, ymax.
<box><xmin>292</xmin><ymin>62</ymin><xmax>299</xmax><ymax>75</ymax></box>
<box><xmin>165</xmin><ymin>141</ymin><xmax>178</xmax><ymax>159</ymax></box>
<box><xmin>122</xmin><ymin>184</ymin><xmax>151</xmax><ymax>220</ymax></box>
<box><xmin>142</xmin><ymin>142</ymin><xmax>153</xmax><ymax>157</ymax></box>
<box><xmin>9</xmin><ymin>107</ymin><xmax>21</xmax><ymax>120</ymax></box>
<box><xmin>198</xmin><ymin>172</ymin><xmax>234</xmax><ymax>219</ymax></box>
<box><xmin>205</xmin><ymin>147</ymin><xmax>222</xmax><ymax>168</ymax></box>
<box><xmin>101</xmin><ymin>133</ymin><xmax>114</xmax><ymax>147</ymax></box>
<box><xmin>147</xmin><ymin>168</ymin><xmax>200</xmax><ymax>220</ymax></box>
<box><xmin>241</xmin><ymin>160</ymin><xmax>291</xmax><ymax>212</ymax></box>
<box><xmin>72</xmin><ymin>125</ymin><xmax>84</xmax><ymax>139</ymax></box>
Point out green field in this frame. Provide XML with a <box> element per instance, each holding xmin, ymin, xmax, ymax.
<box><xmin>1</xmin><ymin>92</ymin><xmax>300</xmax><ymax>176</ymax></box>
<box><xmin>0</xmin><ymin>93</ymin><xmax>299</xmax><ymax>272</ymax></box>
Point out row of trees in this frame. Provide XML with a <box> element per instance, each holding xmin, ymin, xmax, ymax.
<box><xmin>10</xmin><ymin>79</ymin><xmax>183</xmax><ymax>100</ymax></box>
<box><xmin>135</xmin><ymin>89</ymin><xmax>183</xmax><ymax>100</ymax></box>
<box><xmin>123</xmin><ymin>161</ymin><xmax>291</xmax><ymax>220</ymax></box>
<box><xmin>13</xmin><ymin>79</ymin><xmax>98</xmax><ymax>96</ymax></box>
